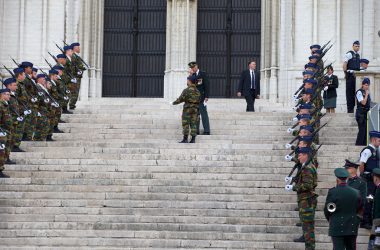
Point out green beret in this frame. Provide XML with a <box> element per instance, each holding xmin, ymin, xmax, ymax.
<box><xmin>334</xmin><ymin>168</ymin><xmax>349</xmax><ymax>178</ymax></box>
<box><xmin>188</xmin><ymin>61</ymin><xmax>197</xmax><ymax>68</ymax></box>
<box><xmin>373</xmin><ymin>168</ymin><xmax>380</xmax><ymax>177</ymax></box>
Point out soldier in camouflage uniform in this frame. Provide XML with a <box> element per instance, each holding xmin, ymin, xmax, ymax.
<box><xmin>47</xmin><ymin>69</ymin><xmax>64</xmax><ymax>133</ymax></box>
<box><xmin>0</xmin><ymin>89</ymin><xmax>16</xmax><ymax>165</ymax></box>
<box><xmin>56</xmin><ymin>54</ymin><xmax>73</xmax><ymax>114</ymax></box>
<box><xmin>290</xmin><ymin>147</ymin><xmax>318</xmax><ymax>250</ymax></box>
<box><xmin>70</xmin><ymin>42</ymin><xmax>86</xmax><ymax>110</ymax></box>
<box><xmin>4</xmin><ymin>78</ymin><xmax>26</xmax><ymax>152</ymax></box>
<box><xmin>52</xmin><ymin>65</ymin><xmax>70</xmax><ymax>118</ymax></box>
<box><xmin>171</xmin><ymin>75</ymin><xmax>200</xmax><ymax>143</ymax></box>
<box><xmin>63</xmin><ymin>45</ymin><xmax>79</xmax><ymax>110</ymax></box>
<box><xmin>33</xmin><ymin>74</ymin><xmax>50</xmax><ymax>141</ymax></box>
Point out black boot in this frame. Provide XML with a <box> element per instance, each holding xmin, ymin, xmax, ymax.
<box><xmin>5</xmin><ymin>159</ymin><xmax>16</xmax><ymax>165</ymax></box>
<box><xmin>293</xmin><ymin>235</ymin><xmax>305</xmax><ymax>243</ymax></box>
<box><xmin>179</xmin><ymin>135</ymin><xmax>188</xmax><ymax>143</ymax></box>
<box><xmin>53</xmin><ymin>126</ymin><xmax>64</xmax><ymax>133</ymax></box>
<box><xmin>58</xmin><ymin>119</ymin><xmax>66</xmax><ymax>123</ymax></box>
<box><xmin>62</xmin><ymin>108</ymin><xmax>73</xmax><ymax>114</ymax></box>
<box><xmin>46</xmin><ymin>135</ymin><xmax>55</xmax><ymax>141</ymax></box>
<box><xmin>189</xmin><ymin>136</ymin><xmax>196</xmax><ymax>143</ymax></box>
<box><xmin>12</xmin><ymin>146</ymin><xmax>25</xmax><ymax>152</ymax></box>
<box><xmin>0</xmin><ymin>172</ymin><xmax>10</xmax><ymax>178</ymax></box>
<box><xmin>295</xmin><ymin>222</ymin><xmax>302</xmax><ymax>227</ymax></box>
<box><xmin>69</xmin><ymin>105</ymin><xmax>76</xmax><ymax>110</ymax></box>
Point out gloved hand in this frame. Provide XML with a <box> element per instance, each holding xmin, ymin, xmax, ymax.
<box><xmin>285</xmin><ymin>155</ymin><xmax>292</xmax><ymax>161</ymax></box>
<box><xmin>169</xmin><ymin>102</ymin><xmax>174</xmax><ymax>105</ymax></box>
<box><xmin>77</xmin><ymin>71</ymin><xmax>83</xmax><ymax>76</ymax></box>
<box><xmin>17</xmin><ymin>117</ymin><xmax>23</xmax><ymax>122</ymax></box>
<box><xmin>31</xmin><ymin>98</ymin><xmax>37</xmax><ymax>103</ymax></box>
<box><xmin>285</xmin><ymin>176</ymin><xmax>292</xmax><ymax>184</ymax></box>
<box><xmin>0</xmin><ymin>144</ymin><xmax>5</xmax><ymax>150</ymax></box>
<box><xmin>323</xmin><ymin>86</ymin><xmax>328</xmax><ymax>91</ymax></box>
<box><xmin>71</xmin><ymin>78</ymin><xmax>77</xmax><ymax>83</ymax></box>
<box><xmin>37</xmin><ymin>112</ymin><xmax>42</xmax><ymax>117</ymax></box>
<box><xmin>285</xmin><ymin>143</ymin><xmax>292</xmax><ymax>149</ymax></box>
<box><xmin>347</xmin><ymin>69</ymin><xmax>354</xmax><ymax>73</ymax></box>
<box><xmin>292</xmin><ymin>117</ymin><xmax>298</xmax><ymax>123</ymax></box>
<box><xmin>287</xmin><ymin>128</ymin><xmax>294</xmax><ymax>133</ymax></box>
<box><xmin>27</xmin><ymin>110</ymin><xmax>32</xmax><ymax>115</ymax></box>
<box><xmin>285</xmin><ymin>185</ymin><xmax>294</xmax><ymax>191</ymax></box>
<box><xmin>24</xmin><ymin>110</ymin><xmax>29</xmax><ymax>116</ymax></box>
<box><xmin>0</xmin><ymin>132</ymin><xmax>7</xmax><ymax>137</ymax></box>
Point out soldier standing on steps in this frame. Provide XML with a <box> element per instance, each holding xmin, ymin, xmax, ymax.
<box><xmin>324</xmin><ymin>168</ymin><xmax>362</xmax><ymax>250</ymax></box>
<box><xmin>171</xmin><ymin>75</ymin><xmax>200</xmax><ymax>143</ymax></box>
<box><xmin>290</xmin><ymin>147</ymin><xmax>318</xmax><ymax>250</ymax></box>
<box><xmin>345</xmin><ymin>159</ymin><xmax>367</xmax><ymax>215</ymax></box>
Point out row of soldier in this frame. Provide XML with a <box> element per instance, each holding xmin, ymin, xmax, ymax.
<box><xmin>0</xmin><ymin>42</ymin><xmax>87</xmax><ymax>178</ymax></box>
<box><xmin>284</xmin><ymin>41</ymin><xmax>380</xmax><ymax>250</ymax></box>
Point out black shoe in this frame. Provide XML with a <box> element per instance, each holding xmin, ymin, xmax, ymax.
<box><xmin>347</xmin><ymin>110</ymin><xmax>354</xmax><ymax>113</ymax></box>
<box><xmin>189</xmin><ymin>136</ymin><xmax>196</xmax><ymax>143</ymax></box>
<box><xmin>179</xmin><ymin>136</ymin><xmax>188</xmax><ymax>143</ymax></box>
<box><xmin>293</xmin><ymin>235</ymin><xmax>305</xmax><ymax>243</ymax></box>
<box><xmin>62</xmin><ymin>109</ymin><xmax>73</xmax><ymax>114</ymax></box>
<box><xmin>12</xmin><ymin>146</ymin><xmax>25</xmax><ymax>152</ymax></box>
<box><xmin>296</xmin><ymin>222</ymin><xmax>302</xmax><ymax>227</ymax></box>
<box><xmin>59</xmin><ymin>119</ymin><xmax>66</xmax><ymax>123</ymax></box>
<box><xmin>360</xmin><ymin>223</ymin><xmax>372</xmax><ymax>230</ymax></box>
<box><xmin>5</xmin><ymin>159</ymin><xmax>16</xmax><ymax>165</ymax></box>
<box><xmin>22</xmin><ymin>133</ymin><xmax>27</xmax><ymax>140</ymax></box>
<box><xmin>53</xmin><ymin>127</ymin><xmax>64</xmax><ymax>133</ymax></box>
<box><xmin>0</xmin><ymin>172</ymin><xmax>10</xmax><ymax>178</ymax></box>
<box><xmin>203</xmin><ymin>132</ymin><xmax>210</xmax><ymax>135</ymax></box>
<box><xmin>23</xmin><ymin>138</ymin><xmax>32</xmax><ymax>141</ymax></box>
<box><xmin>69</xmin><ymin>106</ymin><xmax>76</xmax><ymax>110</ymax></box>
<box><xmin>294</xmin><ymin>207</ymin><xmax>299</xmax><ymax>211</ymax></box>
<box><xmin>46</xmin><ymin>135</ymin><xmax>55</xmax><ymax>141</ymax></box>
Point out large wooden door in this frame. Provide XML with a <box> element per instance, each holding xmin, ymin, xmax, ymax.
<box><xmin>197</xmin><ymin>0</ymin><xmax>261</xmax><ymax>98</ymax></box>
<box><xmin>102</xmin><ymin>0</ymin><xmax>166</xmax><ymax>97</ymax></box>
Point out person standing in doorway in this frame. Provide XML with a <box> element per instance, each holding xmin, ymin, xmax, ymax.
<box><xmin>237</xmin><ymin>60</ymin><xmax>261</xmax><ymax>112</ymax></box>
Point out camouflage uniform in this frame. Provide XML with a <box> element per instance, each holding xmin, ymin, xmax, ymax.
<box><xmin>14</xmin><ymin>83</ymin><xmax>29</xmax><ymax>146</ymax></box>
<box><xmin>173</xmin><ymin>84</ymin><xmax>201</xmax><ymax>136</ymax></box>
<box><xmin>65</xmin><ymin>58</ymin><xmax>78</xmax><ymax>109</ymax></box>
<box><xmin>70</xmin><ymin>54</ymin><xmax>86</xmax><ymax>108</ymax></box>
<box><xmin>21</xmin><ymin>77</ymin><xmax>39</xmax><ymax>140</ymax></box>
<box><xmin>0</xmin><ymin>101</ymin><xmax>13</xmax><ymax>161</ymax></box>
<box><xmin>293</xmin><ymin>162</ymin><xmax>318</xmax><ymax>250</ymax></box>
<box><xmin>48</xmin><ymin>80</ymin><xmax>62</xmax><ymax>130</ymax></box>
<box><xmin>33</xmin><ymin>88</ymin><xmax>49</xmax><ymax>141</ymax></box>
<box><xmin>8</xmin><ymin>93</ymin><xmax>23</xmax><ymax>149</ymax></box>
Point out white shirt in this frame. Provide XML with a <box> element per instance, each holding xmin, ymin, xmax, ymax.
<box><xmin>67</xmin><ymin>55</ymin><xmax>72</xmax><ymax>62</ymax></box>
<box><xmin>356</xmin><ymin>90</ymin><xmax>364</xmax><ymax>103</ymax></box>
<box><xmin>344</xmin><ymin>51</ymin><xmax>359</xmax><ymax>63</ymax></box>
<box><xmin>249</xmin><ymin>69</ymin><xmax>256</xmax><ymax>88</ymax></box>
<box><xmin>360</xmin><ymin>144</ymin><xmax>376</xmax><ymax>163</ymax></box>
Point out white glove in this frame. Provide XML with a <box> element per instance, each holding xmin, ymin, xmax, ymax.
<box><xmin>0</xmin><ymin>132</ymin><xmax>6</xmax><ymax>137</ymax></box>
<box><xmin>292</xmin><ymin>117</ymin><xmax>298</xmax><ymax>123</ymax></box>
<box><xmin>285</xmin><ymin>155</ymin><xmax>293</xmax><ymax>161</ymax></box>
<box><xmin>287</xmin><ymin>128</ymin><xmax>294</xmax><ymax>133</ymax></box>
<box><xmin>285</xmin><ymin>176</ymin><xmax>293</xmax><ymax>184</ymax></box>
<box><xmin>367</xmin><ymin>194</ymin><xmax>374</xmax><ymax>201</ymax></box>
<box><xmin>347</xmin><ymin>69</ymin><xmax>354</xmax><ymax>73</ymax></box>
<box><xmin>38</xmin><ymin>92</ymin><xmax>43</xmax><ymax>96</ymax></box>
<box><xmin>24</xmin><ymin>110</ymin><xmax>29</xmax><ymax>116</ymax></box>
<box><xmin>71</xmin><ymin>78</ymin><xmax>77</xmax><ymax>83</ymax></box>
<box><xmin>37</xmin><ymin>112</ymin><xmax>42</xmax><ymax>117</ymax></box>
<box><xmin>57</xmin><ymin>76</ymin><xmax>62</xmax><ymax>80</ymax></box>
<box><xmin>17</xmin><ymin>117</ymin><xmax>23</xmax><ymax>122</ymax></box>
<box><xmin>169</xmin><ymin>102</ymin><xmax>174</xmax><ymax>105</ymax></box>
<box><xmin>203</xmin><ymin>101</ymin><xmax>207</xmax><ymax>107</ymax></box>
<box><xmin>44</xmin><ymin>98</ymin><xmax>50</xmax><ymax>104</ymax></box>
<box><xmin>323</xmin><ymin>86</ymin><xmax>328</xmax><ymax>91</ymax></box>
<box><xmin>285</xmin><ymin>143</ymin><xmax>292</xmax><ymax>149</ymax></box>
<box><xmin>77</xmin><ymin>71</ymin><xmax>83</xmax><ymax>76</ymax></box>
<box><xmin>285</xmin><ymin>185</ymin><xmax>294</xmax><ymax>191</ymax></box>
<box><xmin>0</xmin><ymin>144</ymin><xmax>4</xmax><ymax>150</ymax></box>
<box><xmin>27</xmin><ymin>110</ymin><xmax>32</xmax><ymax>115</ymax></box>
<box><xmin>64</xmin><ymin>96</ymin><xmax>69</xmax><ymax>101</ymax></box>
<box><xmin>292</xmin><ymin>95</ymin><xmax>298</xmax><ymax>100</ymax></box>
<box><xmin>31</xmin><ymin>98</ymin><xmax>37</xmax><ymax>103</ymax></box>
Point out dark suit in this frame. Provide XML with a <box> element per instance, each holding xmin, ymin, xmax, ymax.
<box><xmin>193</xmin><ymin>70</ymin><xmax>210</xmax><ymax>134</ymax></box>
<box><xmin>324</xmin><ymin>183</ymin><xmax>362</xmax><ymax>250</ymax></box>
<box><xmin>238</xmin><ymin>69</ymin><xmax>260</xmax><ymax>112</ymax></box>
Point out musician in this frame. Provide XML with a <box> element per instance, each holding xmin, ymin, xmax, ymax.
<box><xmin>324</xmin><ymin>168</ymin><xmax>362</xmax><ymax>250</ymax></box>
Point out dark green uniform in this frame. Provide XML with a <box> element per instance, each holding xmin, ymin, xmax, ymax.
<box><xmin>65</xmin><ymin>57</ymin><xmax>78</xmax><ymax>109</ymax></box>
<box><xmin>324</xmin><ymin>183</ymin><xmax>362</xmax><ymax>250</ymax></box>
<box><xmin>0</xmin><ymin>101</ymin><xmax>13</xmax><ymax>161</ymax></box>
<box><xmin>21</xmin><ymin>77</ymin><xmax>39</xmax><ymax>140</ymax></box>
<box><xmin>173</xmin><ymin>84</ymin><xmax>201</xmax><ymax>137</ymax></box>
<box><xmin>70</xmin><ymin>53</ymin><xmax>86</xmax><ymax>108</ymax></box>
<box><xmin>8</xmin><ymin>93</ymin><xmax>23</xmax><ymax>150</ymax></box>
<box><xmin>293</xmin><ymin>162</ymin><xmax>318</xmax><ymax>250</ymax></box>
<box><xmin>348</xmin><ymin>176</ymin><xmax>367</xmax><ymax>211</ymax></box>
<box><xmin>373</xmin><ymin>184</ymin><xmax>380</xmax><ymax>220</ymax></box>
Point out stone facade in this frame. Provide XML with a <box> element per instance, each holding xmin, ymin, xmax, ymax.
<box><xmin>1</xmin><ymin>0</ymin><xmax>379</xmax><ymax>110</ymax></box>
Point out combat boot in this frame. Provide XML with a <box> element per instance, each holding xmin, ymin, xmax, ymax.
<box><xmin>46</xmin><ymin>135</ymin><xmax>55</xmax><ymax>141</ymax></box>
<box><xmin>12</xmin><ymin>146</ymin><xmax>25</xmax><ymax>152</ymax></box>
<box><xmin>189</xmin><ymin>136</ymin><xmax>196</xmax><ymax>143</ymax></box>
<box><xmin>54</xmin><ymin>126</ymin><xmax>64</xmax><ymax>133</ymax></box>
<box><xmin>5</xmin><ymin>159</ymin><xmax>16</xmax><ymax>165</ymax></box>
<box><xmin>0</xmin><ymin>171</ymin><xmax>10</xmax><ymax>178</ymax></box>
<box><xmin>293</xmin><ymin>235</ymin><xmax>305</xmax><ymax>242</ymax></box>
<box><xmin>179</xmin><ymin>135</ymin><xmax>188</xmax><ymax>143</ymax></box>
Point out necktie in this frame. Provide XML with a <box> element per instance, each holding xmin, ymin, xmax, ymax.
<box><xmin>251</xmin><ymin>71</ymin><xmax>255</xmax><ymax>89</ymax></box>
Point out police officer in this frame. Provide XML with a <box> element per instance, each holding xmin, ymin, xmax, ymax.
<box><xmin>324</xmin><ymin>168</ymin><xmax>362</xmax><ymax>250</ymax></box>
<box><xmin>359</xmin><ymin>130</ymin><xmax>380</xmax><ymax>229</ymax></box>
<box><xmin>345</xmin><ymin>159</ymin><xmax>367</xmax><ymax>214</ymax></box>
<box><xmin>188</xmin><ymin>62</ymin><xmax>210</xmax><ymax>135</ymax></box>
<box><xmin>343</xmin><ymin>40</ymin><xmax>361</xmax><ymax>113</ymax></box>
<box><xmin>355</xmin><ymin>77</ymin><xmax>371</xmax><ymax>146</ymax></box>
<box><xmin>171</xmin><ymin>75</ymin><xmax>201</xmax><ymax>143</ymax></box>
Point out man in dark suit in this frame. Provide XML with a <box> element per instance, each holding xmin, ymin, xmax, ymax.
<box><xmin>237</xmin><ymin>60</ymin><xmax>260</xmax><ymax>112</ymax></box>
<box><xmin>188</xmin><ymin>62</ymin><xmax>210</xmax><ymax>135</ymax></box>
<box><xmin>324</xmin><ymin>168</ymin><xmax>362</xmax><ymax>250</ymax></box>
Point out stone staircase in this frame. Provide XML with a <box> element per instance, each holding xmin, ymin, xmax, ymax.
<box><xmin>0</xmin><ymin>98</ymin><xmax>369</xmax><ymax>249</ymax></box>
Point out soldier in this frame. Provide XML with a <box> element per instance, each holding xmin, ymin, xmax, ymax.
<box><xmin>53</xmin><ymin>62</ymin><xmax>72</xmax><ymax>115</ymax></box>
<box><xmin>324</xmin><ymin>168</ymin><xmax>362</xmax><ymax>250</ymax></box>
<box><xmin>289</xmin><ymin>147</ymin><xmax>318</xmax><ymax>249</ymax></box>
<box><xmin>52</xmin><ymin>65</ymin><xmax>70</xmax><ymax>118</ymax></box>
<box><xmin>345</xmin><ymin>160</ymin><xmax>367</xmax><ymax>214</ymax></box>
<box><xmin>47</xmin><ymin>69</ymin><xmax>64</xmax><ymax>133</ymax></box>
<box><xmin>0</xmin><ymin>89</ymin><xmax>16</xmax><ymax>165</ymax></box>
<box><xmin>355</xmin><ymin>77</ymin><xmax>371</xmax><ymax>146</ymax></box>
<box><xmin>188</xmin><ymin>62</ymin><xmax>210</xmax><ymax>135</ymax></box>
<box><xmin>358</xmin><ymin>130</ymin><xmax>380</xmax><ymax>229</ymax></box>
<box><xmin>171</xmin><ymin>75</ymin><xmax>200</xmax><ymax>143</ymax></box>
<box><xmin>33</xmin><ymin>74</ymin><xmax>50</xmax><ymax>141</ymax></box>
<box><xmin>4</xmin><ymin>78</ymin><xmax>25</xmax><ymax>152</ymax></box>
<box><xmin>309</xmin><ymin>44</ymin><xmax>321</xmax><ymax>55</ymax></box>
<box><xmin>70</xmin><ymin>42</ymin><xmax>86</xmax><ymax>110</ymax></box>
<box><xmin>343</xmin><ymin>40</ymin><xmax>361</xmax><ymax>113</ymax></box>
<box><xmin>303</xmin><ymin>70</ymin><xmax>315</xmax><ymax>80</ymax></box>
<box><xmin>63</xmin><ymin>45</ymin><xmax>78</xmax><ymax>110</ymax></box>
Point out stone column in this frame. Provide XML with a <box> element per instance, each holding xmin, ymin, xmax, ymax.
<box><xmin>164</xmin><ymin>0</ymin><xmax>197</xmax><ymax>100</ymax></box>
<box><xmin>362</xmin><ymin>0</ymin><xmax>375</xmax><ymax>60</ymax></box>
<box><xmin>268</xmin><ymin>0</ymin><xmax>279</xmax><ymax>103</ymax></box>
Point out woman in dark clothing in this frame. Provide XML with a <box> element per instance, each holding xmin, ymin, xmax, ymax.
<box><xmin>323</xmin><ymin>65</ymin><xmax>339</xmax><ymax>113</ymax></box>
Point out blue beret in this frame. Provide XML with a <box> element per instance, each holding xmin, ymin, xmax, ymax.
<box><xmin>362</xmin><ymin>78</ymin><xmax>370</xmax><ymax>85</ymax></box>
<box><xmin>63</xmin><ymin>45</ymin><xmax>73</xmax><ymax>51</ymax></box>
<box><xmin>71</xmin><ymin>42</ymin><xmax>80</xmax><ymax>47</ymax></box>
<box><xmin>32</xmin><ymin>67</ymin><xmax>38</xmax><ymax>72</ymax></box>
<box><xmin>353</xmin><ymin>40</ymin><xmax>360</xmax><ymax>45</ymax></box>
<box><xmin>52</xmin><ymin>65</ymin><xmax>64</xmax><ymax>71</ymax></box>
<box><xmin>369</xmin><ymin>131</ymin><xmax>380</xmax><ymax>138</ymax></box>
<box><xmin>298</xmin><ymin>114</ymin><xmax>312</xmax><ymax>121</ymax></box>
<box><xmin>187</xmin><ymin>75</ymin><xmax>198</xmax><ymax>83</ymax></box>
<box><xmin>20</xmin><ymin>61</ymin><xmax>33</xmax><ymax>68</ymax></box>
<box><xmin>57</xmin><ymin>54</ymin><xmax>66</xmax><ymax>59</ymax></box>
<box><xmin>298</xmin><ymin>147</ymin><xmax>312</xmax><ymax>154</ymax></box>
<box><xmin>299</xmin><ymin>103</ymin><xmax>313</xmax><ymax>110</ymax></box>
<box><xmin>304</xmin><ymin>88</ymin><xmax>314</xmax><ymax>95</ymax></box>
<box><xmin>0</xmin><ymin>88</ymin><xmax>10</xmax><ymax>94</ymax></box>
<box><xmin>302</xmin><ymin>70</ymin><xmax>315</xmax><ymax>77</ymax></box>
<box><xmin>334</xmin><ymin>168</ymin><xmax>349</xmax><ymax>178</ymax></box>
<box><xmin>303</xmin><ymin>78</ymin><xmax>317</xmax><ymax>85</ymax></box>
<box><xmin>360</xmin><ymin>59</ymin><xmax>369</xmax><ymax>64</ymax></box>
<box><xmin>36</xmin><ymin>74</ymin><xmax>46</xmax><ymax>80</ymax></box>
<box><xmin>309</xmin><ymin>44</ymin><xmax>321</xmax><ymax>50</ymax></box>
<box><xmin>309</xmin><ymin>55</ymin><xmax>319</xmax><ymax>60</ymax></box>
<box><xmin>13</xmin><ymin>68</ymin><xmax>24</xmax><ymax>74</ymax></box>
<box><xmin>3</xmin><ymin>78</ymin><xmax>16</xmax><ymax>86</ymax></box>
<box><xmin>49</xmin><ymin>69</ymin><xmax>58</xmax><ymax>75</ymax></box>
<box><xmin>299</xmin><ymin>136</ymin><xmax>313</xmax><ymax>143</ymax></box>
<box><xmin>313</xmin><ymin>49</ymin><xmax>323</xmax><ymax>55</ymax></box>
<box><xmin>300</xmin><ymin>125</ymin><xmax>314</xmax><ymax>133</ymax></box>
<box><xmin>304</xmin><ymin>63</ymin><xmax>319</xmax><ymax>69</ymax></box>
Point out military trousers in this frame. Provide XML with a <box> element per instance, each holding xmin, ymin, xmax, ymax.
<box><xmin>69</xmin><ymin>78</ymin><xmax>80</xmax><ymax>109</ymax></box>
<box><xmin>355</xmin><ymin>111</ymin><xmax>367</xmax><ymax>146</ymax></box>
<box><xmin>298</xmin><ymin>195</ymin><xmax>317</xmax><ymax>250</ymax></box>
<box><xmin>363</xmin><ymin>177</ymin><xmax>376</xmax><ymax>226</ymax></box>
<box><xmin>331</xmin><ymin>236</ymin><xmax>357</xmax><ymax>250</ymax></box>
<box><xmin>196</xmin><ymin>101</ymin><xmax>210</xmax><ymax>134</ymax></box>
<box><xmin>346</xmin><ymin>76</ymin><xmax>356</xmax><ymax>113</ymax></box>
<box><xmin>182</xmin><ymin>107</ymin><xmax>199</xmax><ymax>137</ymax></box>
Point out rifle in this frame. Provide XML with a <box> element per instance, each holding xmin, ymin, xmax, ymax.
<box><xmin>43</xmin><ymin>59</ymin><xmax>71</xmax><ymax>95</ymax></box>
<box><xmin>36</xmin><ymin>68</ymin><xmax>61</xmax><ymax>108</ymax></box>
<box><xmin>0</xmin><ymin>77</ymin><xmax>32</xmax><ymax>115</ymax></box>
<box><xmin>3</xmin><ymin>65</ymin><xmax>15</xmax><ymax>78</ymax></box>
<box><xmin>62</xmin><ymin>40</ymin><xmax>90</xmax><ymax>69</ymax></box>
<box><xmin>289</xmin><ymin>111</ymin><xmax>326</xmax><ymax>131</ymax></box>
<box><xmin>286</xmin><ymin>122</ymin><xmax>327</xmax><ymax>148</ymax></box>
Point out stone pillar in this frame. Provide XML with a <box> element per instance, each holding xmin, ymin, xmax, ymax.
<box><xmin>164</xmin><ymin>0</ymin><xmax>197</xmax><ymax>100</ymax></box>
<box><xmin>268</xmin><ymin>0</ymin><xmax>279</xmax><ymax>103</ymax></box>
<box><xmin>362</xmin><ymin>0</ymin><xmax>375</xmax><ymax>60</ymax></box>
